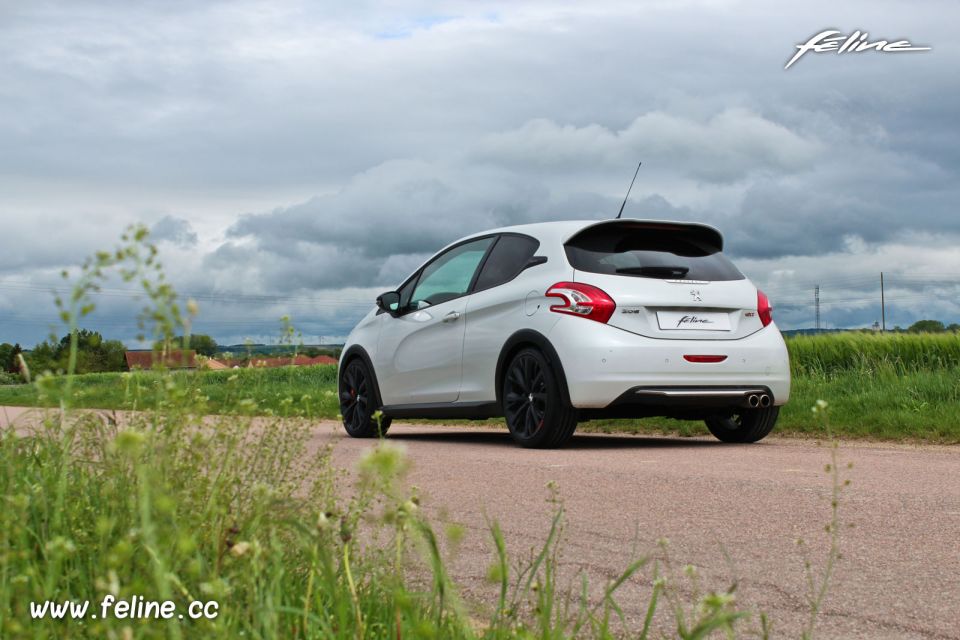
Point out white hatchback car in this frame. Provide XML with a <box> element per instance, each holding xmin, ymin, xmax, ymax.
<box><xmin>339</xmin><ymin>219</ymin><xmax>790</xmax><ymax>447</ymax></box>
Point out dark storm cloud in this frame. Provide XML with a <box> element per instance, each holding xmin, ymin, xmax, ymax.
<box><xmin>217</xmin><ymin>159</ymin><xmax>618</xmax><ymax>289</ymax></box>
<box><xmin>2</xmin><ymin>0</ymin><xmax>958</xmax><ymax>343</ymax></box>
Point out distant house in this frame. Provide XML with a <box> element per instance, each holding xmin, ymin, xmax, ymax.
<box><xmin>125</xmin><ymin>350</ymin><xmax>198</xmax><ymax>370</ymax></box>
<box><xmin>199</xmin><ymin>357</ymin><xmax>230</xmax><ymax>370</ymax></box>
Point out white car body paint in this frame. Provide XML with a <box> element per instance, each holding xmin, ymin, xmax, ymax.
<box><xmin>341</xmin><ymin>219</ymin><xmax>790</xmax><ymax>416</ymax></box>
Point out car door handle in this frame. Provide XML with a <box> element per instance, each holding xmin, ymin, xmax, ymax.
<box><xmin>442</xmin><ymin>311</ymin><xmax>461</xmax><ymax>323</ymax></box>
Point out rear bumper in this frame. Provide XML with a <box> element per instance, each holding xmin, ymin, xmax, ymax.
<box><xmin>547</xmin><ymin>318</ymin><xmax>791</xmax><ymax>410</ymax></box>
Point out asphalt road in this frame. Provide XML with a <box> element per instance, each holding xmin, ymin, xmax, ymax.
<box><xmin>321</xmin><ymin>423</ymin><xmax>960</xmax><ymax>639</ymax></box>
<box><xmin>4</xmin><ymin>406</ymin><xmax>958</xmax><ymax>638</ymax></box>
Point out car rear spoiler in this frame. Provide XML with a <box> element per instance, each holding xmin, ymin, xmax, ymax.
<box><xmin>565</xmin><ymin>219</ymin><xmax>724</xmax><ymax>252</ymax></box>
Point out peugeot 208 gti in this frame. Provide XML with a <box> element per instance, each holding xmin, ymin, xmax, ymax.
<box><xmin>339</xmin><ymin>219</ymin><xmax>790</xmax><ymax>448</ymax></box>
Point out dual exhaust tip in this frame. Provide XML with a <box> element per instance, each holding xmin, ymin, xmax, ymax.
<box><xmin>746</xmin><ymin>393</ymin><xmax>772</xmax><ymax>408</ymax></box>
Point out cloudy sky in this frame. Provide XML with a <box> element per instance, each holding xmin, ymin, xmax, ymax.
<box><xmin>2</xmin><ymin>0</ymin><xmax>957</xmax><ymax>346</ymax></box>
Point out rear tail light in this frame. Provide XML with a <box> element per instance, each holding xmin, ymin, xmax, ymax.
<box><xmin>757</xmin><ymin>289</ymin><xmax>773</xmax><ymax>327</ymax></box>
<box><xmin>683</xmin><ymin>355</ymin><xmax>728</xmax><ymax>363</ymax></box>
<box><xmin>546</xmin><ymin>282</ymin><xmax>616</xmax><ymax>324</ymax></box>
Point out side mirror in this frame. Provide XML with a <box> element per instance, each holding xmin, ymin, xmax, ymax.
<box><xmin>376</xmin><ymin>291</ymin><xmax>401</xmax><ymax>315</ymax></box>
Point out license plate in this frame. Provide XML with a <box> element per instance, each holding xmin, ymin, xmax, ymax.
<box><xmin>656</xmin><ymin>311</ymin><xmax>731</xmax><ymax>331</ymax></box>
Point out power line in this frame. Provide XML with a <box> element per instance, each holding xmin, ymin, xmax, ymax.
<box><xmin>0</xmin><ymin>282</ymin><xmax>376</xmax><ymax>306</ymax></box>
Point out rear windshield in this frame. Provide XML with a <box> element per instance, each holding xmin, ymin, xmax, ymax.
<box><xmin>565</xmin><ymin>226</ymin><xmax>744</xmax><ymax>281</ymax></box>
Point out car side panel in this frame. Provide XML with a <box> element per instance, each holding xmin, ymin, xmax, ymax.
<box><xmin>459</xmin><ymin>264</ymin><xmax>570</xmax><ymax>403</ymax></box>
<box><xmin>374</xmin><ymin>296</ymin><xmax>469</xmax><ymax>404</ymax></box>
<box><xmin>340</xmin><ymin>308</ymin><xmax>382</xmax><ymax>369</ymax></box>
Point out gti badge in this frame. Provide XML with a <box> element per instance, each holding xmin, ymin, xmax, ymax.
<box><xmin>690</xmin><ymin>290</ymin><xmax>702</xmax><ymax>302</ymax></box>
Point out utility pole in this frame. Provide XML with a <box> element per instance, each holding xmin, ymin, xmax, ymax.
<box><xmin>880</xmin><ymin>272</ymin><xmax>886</xmax><ymax>333</ymax></box>
<box><xmin>814</xmin><ymin>285</ymin><xmax>821</xmax><ymax>331</ymax></box>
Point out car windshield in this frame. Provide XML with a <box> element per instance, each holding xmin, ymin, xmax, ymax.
<box><xmin>565</xmin><ymin>225</ymin><xmax>743</xmax><ymax>281</ymax></box>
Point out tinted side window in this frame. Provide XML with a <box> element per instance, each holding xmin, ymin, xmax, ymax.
<box><xmin>473</xmin><ymin>235</ymin><xmax>540</xmax><ymax>291</ymax></box>
<box><xmin>565</xmin><ymin>228</ymin><xmax>743</xmax><ymax>281</ymax></box>
<box><xmin>409</xmin><ymin>237</ymin><xmax>494</xmax><ymax>309</ymax></box>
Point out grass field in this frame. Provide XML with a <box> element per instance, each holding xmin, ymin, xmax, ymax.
<box><xmin>2</xmin><ymin>333</ymin><xmax>958</xmax><ymax>442</ymax></box>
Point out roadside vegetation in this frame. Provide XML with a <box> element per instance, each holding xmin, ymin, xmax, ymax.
<box><xmin>1</xmin><ymin>225</ymin><xmax>850</xmax><ymax>639</ymax></box>
<box><xmin>3</xmin><ymin>332</ymin><xmax>959</xmax><ymax>441</ymax></box>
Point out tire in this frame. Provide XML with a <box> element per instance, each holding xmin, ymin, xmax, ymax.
<box><xmin>705</xmin><ymin>406</ymin><xmax>779</xmax><ymax>443</ymax></box>
<box><xmin>501</xmin><ymin>348</ymin><xmax>578</xmax><ymax>448</ymax></box>
<box><xmin>339</xmin><ymin>358</ymin><xmax>391</xmax><ymax>438</ymax></box>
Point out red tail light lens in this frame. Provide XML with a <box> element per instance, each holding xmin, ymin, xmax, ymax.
<box><xmin>683</xmin><ymin>355</ymin><xmax>728</xmax><ymax>363</ymax></box>
<box><xmin>546</xmin><ymin>282</ymin><xmax>616</xmax><ymax>324</ymax></box>
<box><xmin>757</xmin><ymin>289</ymin><xmax>773</xmax><ymax>327</ymax></box>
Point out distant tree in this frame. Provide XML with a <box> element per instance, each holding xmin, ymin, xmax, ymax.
<box><xmin>189</xmin><ymin>334</ymin><xmax>218</xmax><ymax>357</ymax></box>
<box><xmin>25</xmin><ymin>329</ymin><xmax>129</xmax><ymax>374</ymax></box>
<box><xmin>60</xmin><ymin>329</ymin><xmax>103</xmax><ymax>352</ymax></box>
<box><xmin>947</xmin><ymin>323</ymin><xmax>960</xmax><ymax>333</ymax></box>
<box><xmin>96</xmin><ymin>339</ymin><xmax>128</xmax><ymax>372</ymax></box>
<box><xmin>301</xmin><ymin>346</ymin><xmax>342</xmax><ymax>358</ymax></box>
<box><xmin>0</xmin><ymin>343</ymin><xmax>16</xmax><ymax>372</ymax></box>
<box><xmin>907</xmin><ymin>319</ymin><xmax>946</xmax><ymax>333</ymax></box>
<box><xmin>25</xmin><ymin>339</ymin><xmax>59</xmax><ymax>373</ymax></box>
<box><xmin>156</xmin><ymin>334</ymin><xmax>218</xmax><ymax>357</ymax></box>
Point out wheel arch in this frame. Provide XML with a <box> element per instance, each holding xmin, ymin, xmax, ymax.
<box><xmin>339</xmin><ymin>345</ymin><xmax>385</xmax><ymax>409</ymax></box>
<box><xmin>494</xmin><ymin>329</ymin><xmax>572</xmax><ymax>410</ymax></box>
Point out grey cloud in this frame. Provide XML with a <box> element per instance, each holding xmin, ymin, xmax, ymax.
<box><xmin>0</xmin><ymin>210</ymin><xmax>114</xmax><ymax>272</ymax></box>
<box><xmin>205</xmin><ymin>240</ymin><xmax>382</xmax><ymax>291</ymax></box>
<box><xmin>472</xmin><ymin>109</ymin><xmax>823</xmax><ymax>183</ymax></box>
<box><xmin>737</xmin><ymin>237</ymin><xmax>960</xmax><ymax>330</ymax></box>
<box><xmin>150</xmin><ymin>215</ymin><xmax>198</xmax><ymax>248</ymax></box>
<box><xmin>219</xmin><ymin>159</ymin><xmax>618</xmax><ymax>289</ymax></box>
<box><xmin>2</xmin><ymin>0</ymin><xmax>958</xmax><ymax>346</ymax></box>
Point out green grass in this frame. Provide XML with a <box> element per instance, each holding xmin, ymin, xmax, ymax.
<box><xmin>0</xmin><ymin>365</ymin><xmax>342</xmax><ymax>420</ymax></box>
<box><xmin>787</xmin><ymin>331</ymin><xmax>960</xmax><ymax>374</ymax></box>
<box><xmin>2</xmin><ymin>375</ymin><xmax>763</xmax><ymax>639</ymax></box>
<box><xmin>583</xmin><ymin>364</ymin><xmax>960</xmax><ymax>441</ymax></box>
<box><xmin>3</xmin><ymin>333</ymin><xmax>959</xmax><ymax>442</ymax></box>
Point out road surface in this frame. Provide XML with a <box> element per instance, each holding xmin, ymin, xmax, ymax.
<box><xmin>323</xmin><ymin>423</ymin><xmax>960</xmax><ymax>639</ymax></box>
<box><xmin>4</xmin><ymin>406</ymin><xmax>959</xmax><ymax>638</ymax></box>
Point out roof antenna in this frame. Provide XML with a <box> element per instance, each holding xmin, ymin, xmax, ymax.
<box><xmin>615</xmin><ymin>161</ymin><xmax>642</xmax><ymax>219</ymax></box>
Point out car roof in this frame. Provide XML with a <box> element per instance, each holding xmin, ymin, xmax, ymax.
<box><xmin>387</xmin><ymin>218</ymin><xmax>725</xmax><ymax>289</ymax></box>
<box><xmin>458</xmin><ymin>218</ymin><xmax>724</xmax><ymax>249</ymax></box>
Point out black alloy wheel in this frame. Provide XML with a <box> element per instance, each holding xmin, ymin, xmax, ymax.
<box><xmin>339</xmin><ymin>359</ymin><xmax>391</xmax><ymax>438</ymax></box>
<box><xmin>502</xmin><ymin>348</ymin><xmax>577</xmax><ymax>448</ymax></box>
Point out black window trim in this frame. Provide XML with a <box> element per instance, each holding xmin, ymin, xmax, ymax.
<box><xmin>469</xmin><ymin>232</ymin><xmax>542</xmax><ymax>295</ymax></box>
<box><xmin>381</xmin><ymin>232</ymin><xmax>541</xmax><ymax>317</ymax></box>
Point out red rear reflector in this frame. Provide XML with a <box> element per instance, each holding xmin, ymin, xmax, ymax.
<box><xmin>683</xmin><ymin>355</ymin><xmax>728</xmax><ymax>363</ymax></box>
